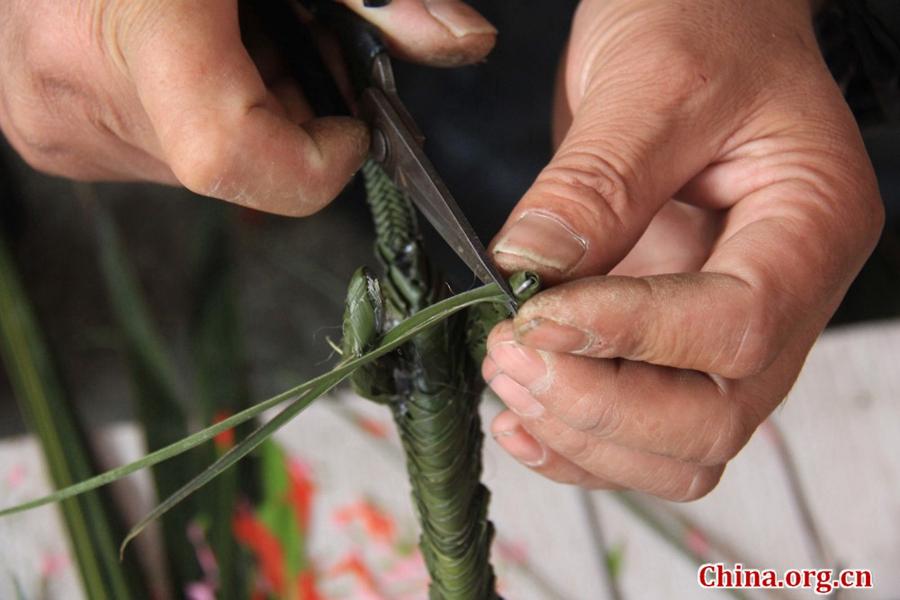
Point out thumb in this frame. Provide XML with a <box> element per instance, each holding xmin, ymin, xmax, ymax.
<box><xmin>339</xmin><ymin>0</ymin><xmax>497</xmax><ymax>67</ymax></box>
<box><xmin>490</xmin><ymin>81</ymin><xmax>719</xmax><ymax>284</ymax></box>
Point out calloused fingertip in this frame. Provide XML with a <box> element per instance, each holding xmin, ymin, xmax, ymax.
<box><xmin>301</xmin><ymin>115</ymin><xmax>370</xmax><ymax>164</ymax></box>
<box><xmin>261</xmin><ymin>116</ymin><xmax>369</xmax><ymax>217</ymax></box>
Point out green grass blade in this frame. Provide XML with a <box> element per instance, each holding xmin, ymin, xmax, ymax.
<box><xmin>0</xmin><ymin>235</ymin><xmax>140</xmax><ymax>600</ymax></box>
<box><xmin>10</xmin><ymin>574</ymin><xmax>27</xmax><ymax>600</ymax></box>
<box><xmin>189</xmin><ymin>206</ymin><xmax>257</xmax><ymax>599</ymax></box>
<box><xmin>120</xmin><ymin>373</ymin><xmax>343</xmax><ymax>556</ymax></box>
<box><xmin>0</xmin><ymin>282</ymin><xmax>508</xmax><ymax>517</ymax></box>
<box><xmin>93</xmin><ymin>202</ymin><xmax>187</xmax><ymax>407</ymax></box>
<box><xmin>612</xmin><ymin>493</ymin><xmax>752</xmax><ymax>600</ymax></box>
<box><xmin>93</xmin><ymin>200</ymin><xmax>202</xmax><ymax>588</ymax></box>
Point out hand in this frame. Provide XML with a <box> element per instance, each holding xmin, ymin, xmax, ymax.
<box><xmin>483</xmin><ymin>0</ymin><xmax>884</xmax><ymax>500</ymax></box>
<box><xmin>0</xmin><ymin>0</ymin><xmax>495</xmax><ymax>215</ymax></box>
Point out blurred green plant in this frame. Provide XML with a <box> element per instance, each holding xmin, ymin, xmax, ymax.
<box><xmin>94</xmin><ymin>198</ymin><xmax>203</xmax><ymax>592</ymax></box>
<box><xmin>0</xmin><ymin>230</ymin><xmax>144</xmax><ymax>599</ymax></box>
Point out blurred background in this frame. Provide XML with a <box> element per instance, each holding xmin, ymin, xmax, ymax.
<box><xmin>0</xmin><ymin>1</ymin><xmax>898</xmax><ymax>599</ymax></box>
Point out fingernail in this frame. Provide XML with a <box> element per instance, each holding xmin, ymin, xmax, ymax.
<box><xmin>488</xmin><ymin>341</ymin><xmax>548</xmax><ymax>391</ymax></box>
<box><xmin>424</xmin><ymin>0</ymin><xmax>498</xmax><ymax>38</ymax></box>
<box><xmin>491</xmin><ymin>428</ymin><xmax>516</xmax><ymax>438</ymax></box>
<box><xmin>493</xmin><ymin>425</ymin><xmax>547</xmax><ymax>467</ymax></box>
<box><xmin>482</xmin><ymin>354</ymin><xmax>501</xmax><ymax>384</ymax></box>
<box><xmin>493</xmin><ymin>212</ymin><xmax>587</xmax><ymax>274</ymax></box>
<box><xmin>488</xmin><ymin>374</ymin><xmax>544</xmax><ymax>417</ymax></box>
<box><xmin>516</xmin><ymin>318</ymin><xmax>593</xmax><ymax>354</ymax></box>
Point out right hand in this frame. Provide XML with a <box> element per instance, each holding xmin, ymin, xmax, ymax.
<box><xmin>0</xmin><ymin>0</ymin><xmax>496</xmax><ymax>215</ymax></box>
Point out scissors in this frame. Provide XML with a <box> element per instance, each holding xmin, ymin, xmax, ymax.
<box><xmin>272</xmin><ymin>0</ymin><xmax>519</xmax><ymax>308</ymax></box>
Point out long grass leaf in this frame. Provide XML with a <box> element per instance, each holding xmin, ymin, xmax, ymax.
<box><xmin>0</xmin><ymin>235</ymin><xmax>140</xmax><ymax>599</ymax></box>
<box><xmin>0</xmin><ymin>282</ymin><xmax>508</xmax><ymax>517</ymax></box>
<box><xmin>11</xmin><ymin>574</ymin><xmax>27</xmax><ymax>600</ymax></box>
<box><xmin>93</xmin><ymin>199</ymin><xmax>202</xmax><ymax>588</ymax></box>
<box><xmin>189</xmin><ymin>206</ymin><xmax>257</xmax><ymax>599</ymax></box>
<box><xmin>120</xmin><ymin>373</ymin><xmax>343</xmax><ymax>556</ymax></box>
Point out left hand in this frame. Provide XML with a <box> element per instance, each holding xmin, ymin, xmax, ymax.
<box><xmin>481</xmin><ymin>0</ymin><xmax>884</xmax><ymax>500</ymax></box>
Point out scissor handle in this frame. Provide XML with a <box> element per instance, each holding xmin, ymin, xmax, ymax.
<box><xmin>299</xmin><ymin>0</ymin><xmax>389</xmax><ymax>94</ymax></box>
<box><xmin>244</xmin><ymin>0</ymin><xmax>346</xmax><ymax>116</ymax></box>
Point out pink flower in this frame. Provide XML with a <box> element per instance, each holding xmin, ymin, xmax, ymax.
<box><xmin>185</xmin><ymin>582</ymin><xmax>216</xmax><ymax>600</ymax></box>
<box><xmin>329</xmin><ymin>553</ymin><xmax>382</xmax><ymax>599</ymax></box>
<box><xmin>40</xmin><ymin>552</ymin><xmax>69</xmax><ymax>578</ymax></box>
<box><xmin>381</xmin><ymin>551</ymin><xmax>427</xmax><ymax>586</ymax></box>
<box><xmin>684</xmin><ymin>529</ymin><xmax>710</xmax><ymax>558</ymax></box>
<box><xmin>6</xmin><ymin>464</ymin><xmax>26</xmax><ymax>489</ymax></box>
<box><xmin>495</xmin><ymin>539</ymin><xmax>529</xmax><ymax>566</ymax></box>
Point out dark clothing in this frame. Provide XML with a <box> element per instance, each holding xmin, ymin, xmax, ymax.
<box><xmin>817</xmin><ymin>0</ymin><xmax>900</xmax><ymax>126</ymax></box>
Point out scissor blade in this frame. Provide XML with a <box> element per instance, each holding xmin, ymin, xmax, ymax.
<box><xmin>362</xmin><ymin>88</ymin><xmax>517</xmax><ymax>307</ymax></box>
<box><xmin>398</xmin><ymin>164</ymin><xmax>513</xmax><ymax>293</ymax></box>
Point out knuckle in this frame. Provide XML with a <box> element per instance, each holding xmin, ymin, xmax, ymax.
<box><xmin>860</xmin><ymin>192</ymin><xmax>886</xmax><ymax>243</ymax></box>
<box><xmin>698</xmin><ymin>401</ymin><xmax>756</xmax><ymax>466</ymax></box>
<box><xmin>4</xmin><ymin>108</ymin><xmax>71</xmax><ymax>174</ymax></box>
<box><xmin>17</xmin><ymin>146</ymin><xmax>64</xmax><ymax>176</ymax></box>
<box><xmin>167</xmin><ymin>123</ymin><xmax>238</xmax><ymax>199</ymax></box>
<box><xmin>628</xmin><ymin>35</ymin><xmax>715</xmax><ymax>109</ymax></box>
<box><xmin>726</xmin><ymin>330</ymin><xmax>776</xmax><ymax>378</ymax></box>
<box><xmin>535</xmin><ymin>149</ymin><xmax>633</xmax><ymax>229</ymax></box>
<box><xmin>166</xmin><ymin>117</ymin><xmax>337</xmax><ymax>216</ymax></box>
<box><xmin>5</xmin><ymin>68</ymin><xmax>126</xmax><ymax>178</ymax></box>
<box><xmin>549</xmin><ymin>425</ymin><xmax>594</xmax><ymax>464</ymax></box>
<box><xmin>565</xmin><ymin>393</ymin><xmax>625</xmax><ymax>440</ymax></box>
<box><xmin>651</xmin><ymin>45</ymin><xmax>712</xmax><ymax>107</ymax></box>
<box><xmin>589</xmin><ymin>31</ymin><xmax>715</xmax><ymax>112</ymax></box>
<box><xmin>721</xmin><ymin>286</ymin><xmax>782</xmax><ymax>378</ymax></box>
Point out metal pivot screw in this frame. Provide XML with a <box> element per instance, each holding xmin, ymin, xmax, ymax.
<box><xmin>371</xmin><ymin>128</ymin><xmax>389</xmax><ymax>164</ymax></box>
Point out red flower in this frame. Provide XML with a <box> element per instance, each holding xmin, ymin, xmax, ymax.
<box><xmin>329</xmin><ymin>552</ymin><xmax>379</xmax><ymax>596</ymax></box>
<box><xmin>233</xmin><ymin>508</ymin><xmax>285</xmax><ymax>595</ymax></box>
<box><xmin>287</xmin><ymin>459</ymin><xmax>316</xmax><ymax>533</ymax></box>
<box><xmin>334</xmin><ymin>500</ymin><xmax>396</xmax><ymax>544</ymax></box>
<box><xmin>297</xmin><ymin>569</ymin><xmax>323</xmax><ymax>600</ymax></box>
<box><xmin>356</xmin><ymin>417</ymin><xmax>389</xmax><ymax>439</ymax></box>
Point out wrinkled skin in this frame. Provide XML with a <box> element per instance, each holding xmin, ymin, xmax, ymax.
<box><xmin>0</xmin><ymin>0</ymin><xmax>884</xmax><ymax>501</ymax></box>
<box><xmin>483</xmin><ymin>0</ymin><xmax>884</xmax><ymax>500</ymax></box>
